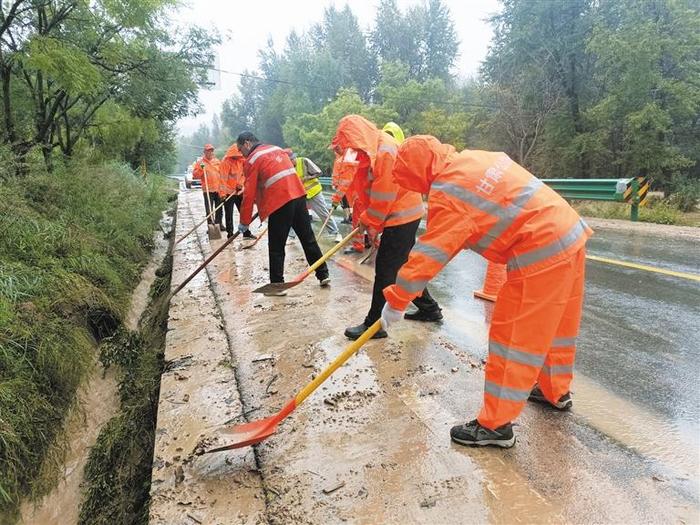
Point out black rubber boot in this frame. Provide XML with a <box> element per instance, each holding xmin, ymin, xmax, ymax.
<box><xmin>450</xmin><ymin>419</ymin><xmax>515</xmax><ymax>448</ymax></box>
<box><xmin>344</xmin><ymin>323</ymin><xmax>387</xmax><ymax>341</ymax></box>
<box><xmin>404</xmin><ymin>309</ymin><xmax>443</xmax><ymax>322</ymax></box>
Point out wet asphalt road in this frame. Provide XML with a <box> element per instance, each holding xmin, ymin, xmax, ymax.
<box><xmin>328</xmin><ymin>218</ymin><xmax>700</xmax><ymax>505</ymax></box>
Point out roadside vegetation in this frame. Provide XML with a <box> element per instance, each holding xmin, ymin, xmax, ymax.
<box><xmin>0</xmin><ymin>1</ymin><xmax>214</xmax><ymax>520</ymax></box>
<box><xmin>0</xmin><ymin>154</ymin><xmax>171</xmax><ymax>521</ymax></box>
<box><xmin>78</xmin><ymin>252</ymin><xmax>172</xmax><ymax>525</ymax></box>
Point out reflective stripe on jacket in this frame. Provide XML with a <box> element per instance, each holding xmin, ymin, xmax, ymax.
<box><xmin>331</xmin><ymin>115</ymin><xmax>423</xmax><ymax>231</ymax></box>
<box><xmin>295</xmin><ymin>157</ymin><xmax>323</xmax><ymax>199</ymax></box>
<box><xmin>240</xmin><ymin>144</ymin><xmax>306</xmax><ymax>224</ymax></box>
<box><xmin>192</xmin><ymin>156</ymin><xmax>222</xmax><ymax>194</ymax></box>
<box><xmin>219</xmin><ymin>144</ymin><xmax>245</xmax><ymax>196</ymax></box>
<box><xmin>383</xmin><ymin>135</ymin><xmax>593</xmax><ymax>310</ymax></box>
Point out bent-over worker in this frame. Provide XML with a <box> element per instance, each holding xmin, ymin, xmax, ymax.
<box><xmin>331</xmin><ymin>115</ymin><xmax>443</xmax><ymax>341</ymax></box>
<box><xmin>381</xmin><ymin>135</ymin><xmax>593</xmax><ymax>448</ymax></box>
<box><xmin>237</xmin><ymin>132</ymin><xmax>330</xmax><ymax>296</ymax></box>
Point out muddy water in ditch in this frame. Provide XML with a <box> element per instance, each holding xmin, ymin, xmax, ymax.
<box><xmin>202</xmin><ymin>228</ymin><xmax>698</xmax><ymax>524</ymax></box>
<box><xmin>19</xmin><ymin>217</ymin><xmax>171</xmax><ymax>525</ymax></box>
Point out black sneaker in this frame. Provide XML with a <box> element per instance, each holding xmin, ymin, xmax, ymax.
<box><xmin>404</xmin><ymin>309</ymin><xmax>443</xmax><ymax>322</ymax></box>
<box><xmin>528</xmin><ymin>385</ymin><xmax>572</xmax><ymax>410</ymax></box>
<box><xmin>450</xmin><ymin>419</ymin><xmax>515</xmax><ymax>448</ymax></box>
<box><xmin>343</xmin><ymin>246</ymin><xmax>363</xmax><ymax>255</ymax></box>
<box><xmin>344</xmin><ymin>323</ymin><xmax>387</xmax><ymax>341</ymax></box>
<box><xmin>242</xmin><ymin>231</ymin><xmax>255</xmax><ymax>239</ymax></box>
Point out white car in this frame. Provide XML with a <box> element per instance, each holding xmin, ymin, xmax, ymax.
<box><xmin>184</xmin><ymin>166</ymin><xmax>201</xmax><ymax>189</ymax></box>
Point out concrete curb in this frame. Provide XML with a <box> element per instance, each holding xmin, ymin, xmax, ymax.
<box><xmin>149</xmin><ymin>191</ymin><xmax>266</xmax><ymax>525</ymax></box>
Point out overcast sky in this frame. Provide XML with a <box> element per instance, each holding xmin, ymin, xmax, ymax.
<box><xmin>174</xmin><ymin>0</ymin><xmax>501</xmax><ymax>135</ymax></box>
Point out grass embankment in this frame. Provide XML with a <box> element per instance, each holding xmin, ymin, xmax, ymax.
<box><xmin>79</xmin><ymin>251</ymin><xmax>172</xmax><ymax>525</ymax></box>
<box><xmin>573</xmin><ymin>198</ymin><xmax>699</xmax><ymax>226</ymax></box>
<box><xmin>0</xmin><ymin>161</ymin><xmax>170</xmax><ymax>522</ymax></box>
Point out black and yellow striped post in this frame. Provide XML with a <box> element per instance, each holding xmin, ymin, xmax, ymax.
<box><xmin>623</xmin><ymin>176</ymin><xmax>650</xmax><ymax>221</ymax></box>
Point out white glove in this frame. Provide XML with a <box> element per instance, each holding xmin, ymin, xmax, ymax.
<box><xmin>381</xmin><ymin>302</ymin><xmax>404</xmax><ymax>331</ymax></box>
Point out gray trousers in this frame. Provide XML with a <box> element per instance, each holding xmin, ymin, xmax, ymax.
<box><xmin>291</xmin><ymin>192</ymin><xmax>339</xmax><ymax>238</ymax></box>
<box><xmin>308</xmin><ymin>192</ymin><xmax>339</xmax><ymax>234</ymax></box>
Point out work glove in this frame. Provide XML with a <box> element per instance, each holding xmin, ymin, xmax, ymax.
<box><xmin>380</xmin><ymin>302</ymin><xmax>404</xmax><ymax>331</ymax></box>
<box><xmin>238</xmin><ymin>223</ymin><xmax>249</xmax><ymax>234</ymax></box>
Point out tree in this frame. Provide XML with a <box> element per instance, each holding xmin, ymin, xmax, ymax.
<box><xmin>282</xmin><ymin>88</ymin><xmax>396</xmax><ymax>173</ymax></box>
<box><xmin>0</xmin><ymin>0</ymin><xmax>217</xmax><ymax>173</ymax></box>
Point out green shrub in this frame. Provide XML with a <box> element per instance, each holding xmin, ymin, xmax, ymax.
<box><xmin>0</xmin><ymin>160</ymin><xmax>170</xmax><ymax>521</ymax></box>
<box><xmin>667</xmin><ymin>174</ymin><xmax>700</xmax><ymax>212</ymax></box>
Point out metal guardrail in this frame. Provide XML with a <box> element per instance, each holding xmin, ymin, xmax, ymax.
<box><xmin>320</xmin><ymin>175</ymin><xmax>650</xmax><ymax>221</ymax></box>
<box><xmin>541</xmin><ymin>177</ymin><xmax>649</xmax><ymax>221</ymax></box>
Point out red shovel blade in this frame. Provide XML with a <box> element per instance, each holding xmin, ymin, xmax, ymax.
<box><xmin>201</xmin><ymin>415</ymin><xmax>280</xmax><ymax>454</ymax></box>
<box><xmin>252</xmin><ymin>274</ymin><xmax>304</xmax><ymax>294</ymax></box>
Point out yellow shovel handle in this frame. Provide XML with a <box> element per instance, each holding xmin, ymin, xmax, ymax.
<box><xmin>295</xmin><ymin>320</ymin><xmax>381</xmax><ymax>406</ymax></box>
<box><xmin>303</xmin><ymin>227</ymin><xmax>360</xmax><ymax>277</ymax></box>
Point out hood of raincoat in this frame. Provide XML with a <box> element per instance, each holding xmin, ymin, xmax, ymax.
<box><xmin>393</xmin><ymin>135</ymin><xmax>457</xmax><ymax>194</ymax></box>
<box><xmin>222</xmin><ymin>143</ymin><xmax>244</xmax><ymax>160</ymax></box>
<box><xmin>331</xmin><ymin>115</ymin><xmax>382</xmax><ymax>169</ymax></box>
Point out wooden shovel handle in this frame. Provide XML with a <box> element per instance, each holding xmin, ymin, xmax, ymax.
<box><xmin>303</xmin><ymin>227</ymin><xmax>360</xmax><ymax>277</ymax></box>
<box><xmin>295</xmin><ymin>320</ymin><xmax>382</xmax><ymax>406</ymax></box>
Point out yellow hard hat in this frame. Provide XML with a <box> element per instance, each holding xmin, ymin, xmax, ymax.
<box><xmin>382</xmin><ymin>122</ymin><xmax>405</xmax><ymax>143</ymax></box>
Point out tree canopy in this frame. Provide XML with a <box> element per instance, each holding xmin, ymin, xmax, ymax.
<box><xmin>1</xmin><ymin>0</ymin><xmax>218</xmax><ymax>174</ymax></box>
<box><xmin>180</xmin><ymin>0</ymin><xmax>698</xmax><ymax>191</ymax></box>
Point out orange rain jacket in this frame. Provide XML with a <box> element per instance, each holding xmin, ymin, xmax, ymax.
<box><xmin>240</xmin><ymin>143</ymin><xmax>306</xmax><ymax>225</ymax></box>
<box><xmin>219</xmin><ymin>144</ymin><xmax>245</xmax><ymax>196</ymax></box>
<box><xmin>331</xmin><ymin>115</ymin><xmax>424</xmax><ymax>232</ymax></box>
<box><xmin>192</xmin><ymin>156</ymin><xmax>222</xmax><ymax>194</ymax></box>
<box><xmin>330</xmin><ymin>155</ymin><xmax>356</xmax><ymax>206</ymax></box>
<box><xmin>383</xmin><ymin>135</ymin><xmax>593</xmax><ymax>311</ymax></box>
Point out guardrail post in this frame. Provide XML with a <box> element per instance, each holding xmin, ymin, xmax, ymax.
<box><xmin>630</xmin><ymin>178</ymin><xmax>639</xmax><ymax>221</ymax></box>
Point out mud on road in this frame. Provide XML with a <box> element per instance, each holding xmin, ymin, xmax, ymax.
<box><xmin>154</xmin><ymin>191</ymin><xmax>698</xmax><ymax>524</ymax></box>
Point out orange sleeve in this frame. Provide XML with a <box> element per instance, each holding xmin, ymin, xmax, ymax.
<box><xmin>192</xmin><ymin>161</ymin><xmax>204</xmax><ymax>181</ymax></box>
<box><xmin>240</xmin><ymin>161</ymin><xmax>258</xmax><ymax>226</ymax></box>
<box><xmin>383</xmin><ymin>197</ymin><xmax>477</xmax><ymax>310</ymax></box>
<box><xmin>360</xmin><ymin>151</ymin><xmax>397</xmax><ymax>231</ymax></box>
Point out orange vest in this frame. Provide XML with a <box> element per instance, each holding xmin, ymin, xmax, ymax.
<box><xmin>331</xmin><ymin>115</ymin><xmax>423</xmax><ymax>231</ymax></box>
<box><xmin>192</xmin><ymin>156</ymin><xmax>222</xmax><ymax>194</ymax></box>
<box><xmin>219</xmin><ymin>144</ymin><xmax>245</xmax><ymax>196</ymax></box>
<box><xmin>240</xmin><ymin>144</ymin><xmax>306</xmax><ymax>224</ymax></box>
<box><xmin>384</xmin><ymin>136</ymin><xmax>593</xmax><ymax>310</ymax></box>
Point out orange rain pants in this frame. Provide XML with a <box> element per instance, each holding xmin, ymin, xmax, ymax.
<box><xmin>477</xmin><ymin>247</ymin><xmax>586</xmax><ymax>429</ymax></box>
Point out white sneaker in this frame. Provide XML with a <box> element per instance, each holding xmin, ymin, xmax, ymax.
<box><xmin>320</xmin><ymin>277</ymin><xmax>331</xmax><ymax>287</ymax></box>
<box><xmin>334</xmin><ymin>233</ymin><xmax>343</xmax><ymax>243</ymax></box>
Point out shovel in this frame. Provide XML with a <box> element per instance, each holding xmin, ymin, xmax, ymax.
<box><xmin>201</xmin><ymin>320</ymin><xmax>382</xmax><ymax>453</ymax></box>
<box><xmin>176</xmin><ymin>192</ymin><xmax>236</xmax><ymax>245</ymax></box>
<box><xmin>202</xmin><ymin>165</ymin><xmax>222</xmax><ymax>241</ymax></box>
<box><xmin>315</xmin><ymin>204</ymin><xmax>337</xmax><ymax>241</ymax></box>
<box><xmin>252</xmin><ymin>227</ymin><xmax>360</xmax><ymax>294</ymax></box>
<box><xmin>169</xmin><ymin>213</ymin><xmax>259</xmax><ymax>300</ymax></box>
<box><xmin>242</xmin><ymin>225</ymin><xmax>268</xmax><ymax>250</ymax></box>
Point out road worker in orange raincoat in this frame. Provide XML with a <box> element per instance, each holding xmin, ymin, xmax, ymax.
<box><xmin>381</xmin><ymin>135</ymin><xmax>593</xmax><ymax>448</ymax></box>
<box><xmin>331</xmin><ymin>116</ymin><xmax>443</xmax><ymax>341</ymax></box>
<box><xmin>192</xmin><ymin>144</ymin><xmax>223</xmax><ymax>228</ymax></box>
<box><xmin>219</xmin><ymin>143</ymin><xmax>254</xmax><ymax>239</ymax></box>
<box><xmin>331</xmin><ymin>154</ymin><xmax>355</xmax><ymax>226</ymax></box>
